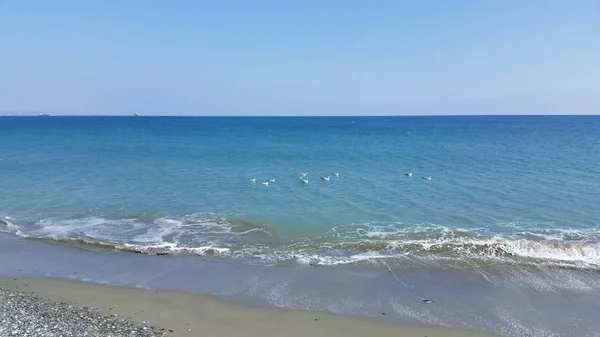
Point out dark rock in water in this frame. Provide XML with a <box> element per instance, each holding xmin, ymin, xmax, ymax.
<box><xmin>481</xmin><ymin>243</ymin><xmax>512</xmax><ymax>257</ymax></box>
<box><xmin>495</xmin><ymin>246</ymin><xmax>513</xmax><ymax>256</ymax></box>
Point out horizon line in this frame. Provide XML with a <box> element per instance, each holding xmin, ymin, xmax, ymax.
<box><xmin>1</xmin><ymin>113</ymin><xmax>599</xmax><ymax>118</ymax></box>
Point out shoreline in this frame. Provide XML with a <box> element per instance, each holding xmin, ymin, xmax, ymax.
<box><xmin>3</xmin><ymin>232</ymin><xmax>598</xmax><ymax>336</ymax></box>
<box><xmin>0</xmin><ymin>277</ymin><xmax>500</xmax><ymax>337</ymax></box>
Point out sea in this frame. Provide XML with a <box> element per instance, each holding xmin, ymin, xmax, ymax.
<box><xmin>1</xmin><ymin>115</ymin><xmax>600</xmax><ymax>336</ymax></box>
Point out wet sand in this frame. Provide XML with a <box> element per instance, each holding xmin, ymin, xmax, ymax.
<box><xmin>0</xmin><ymin>277</ymin><xmax>500</xmax><ymax>337</ymax></box>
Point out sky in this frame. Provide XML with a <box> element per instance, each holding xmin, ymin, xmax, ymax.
<box><xmin>0</xmin><ymin>0</ymin><xmax>599</xmax><ymax>116</ymax></box>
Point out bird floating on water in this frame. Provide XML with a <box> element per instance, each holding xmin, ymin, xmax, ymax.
<box><xmin>423</xmin><ymin>176</ymin><xmax>432</xmax><ymax>180</ymax></box>
<box><xmin>300</xmin><ymin>178</ymin><xmax>309</xmax><ymax>184</ymax></box>
<box><xmin>405</xmin><ymin>172</ymin><xmax>412</xmax><ymax>177</ymax></box>
<box><xmin>269</xmin><ymin>178</ymin><xmax>276</xmax><ymax>183</ymax></box>
<box><xmin>332</xmin><ymin>172</ymin><xmax>339</xmax><ymax>177</ymax></box>
<box><xmin>262</xmin><ymin>182</ymin><xmax>269</xmax><ymax>186</ymax></box>
<box><xmin>250</xmin><ymin>178</ymin><xmax>256</xmax><ymax>182</ymax></box>
<box><xmin>321</xmin><ymin>176</ymin><xmax>330</xmax><ymax>182</ymax></box>
<box><xmin>299</xmin><ymin>172</ymin><xmax>308</xmax><ymax>178</ymax></box>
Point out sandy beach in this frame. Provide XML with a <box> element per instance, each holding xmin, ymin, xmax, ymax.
<box><xmin>0</xmin><ymin>278</ymin><xmax>500</xmax><ymax>337</ymax></box>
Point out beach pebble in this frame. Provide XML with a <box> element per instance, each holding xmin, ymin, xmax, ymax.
<box><xmin>0</xmin><ymin>286</ymin><xmax>164</xmax><ymax>336</ymax></box>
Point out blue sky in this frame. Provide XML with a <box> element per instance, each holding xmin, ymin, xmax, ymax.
<box><xmin>1</xmin><ymin>0</ymin><xmax>598</xmax><ymax>115</ymax></box>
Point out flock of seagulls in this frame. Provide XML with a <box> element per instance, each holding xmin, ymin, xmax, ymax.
<box><xmin>250</xmin><ymin>172</ymin><xmax>341</xmax><ymax>186</ymax></box>
<box><xmin>250</xmin><ymin>171</ymin><xmax>432</xmax><ymax>187</ymax></box>
<box><xmin>405</xmin><ymin>172</ymin><xmax>432</xmax><ymax>180</ymax></box>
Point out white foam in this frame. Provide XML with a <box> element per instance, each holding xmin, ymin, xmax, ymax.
<box><xmin>506</xmin><ymin>239</ymin><xmax>600</xmax><ymax>265</ymax></box>
<box><xmin>4</xmin><ymin>215</ymin><xmax>600</xmax><ymax>269</ymax></box>
<box><xmin>119</xmin><ymin>241</ymin><xmax>231</xmax><ymax>255</ymax></box>
<box><xmin>131</xmin><ymin>218</ymin><xmax>183</xmax><ymax>243</ymax></box>
<box><xmin>319</xmin><ymin>222</ymin><xmax>600</xmax><ymax>268</ymax></box>
<box><xmin>259</xmin><ymin>250</ymin><xmax>405</xmax><ymax>267</ymax></box>
<box><xmin>349</xmin><ymin>251</ymin><xmax>393</xmax><ymax>261</ymax></box>
<box><xmin>31</xmin><ymin>217</ymin><xmax>143</xmax><ymax>240</ymax></box>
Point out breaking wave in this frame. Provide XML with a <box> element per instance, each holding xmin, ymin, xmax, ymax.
<box><xmin>1</xmin><ymin>216</ymin><xmax>600</xmax><ymax>270</ymax></box>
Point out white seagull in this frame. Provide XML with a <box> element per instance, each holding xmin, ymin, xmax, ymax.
<box><xmin>321</xmin><ymin>176</ymin><xmax>330</xmax><ymax>182</ymax></box>
<box><xmin>332</xmin><ymin>172</ymin><xmax>339</xmax><ymax>177</ymax></box>
<box><xmin>250</xmin><ymin>178</ymin><xmax>256</xmax><ymax>182</ymax></box>
<box><xmin>262</xmin><ymin>182</ymin><xmax>269</xmax><ymax>186</ymax></box>
<box><xmin>269</xmin><ymin>178</ymin><xmax>276</xmax><ymax>183</ymax></box>
<box><xmin>423</xmin><ymin>176</ymin><xmax>432</xmax><ymax>180</ymax></box>
<box><xmin>300</xmin><ymin>178</ymin><xmax>309</xmax><ymax>184</ymax></box>
<box><xmin>299</xmin><ymin>172</ymin><xmax>308</xmax><ymax>178</ymax></box>
<box><xmin>405</xmin><ymin>172</ymin><xmax>412</xmax><ymax>177</ymax></box>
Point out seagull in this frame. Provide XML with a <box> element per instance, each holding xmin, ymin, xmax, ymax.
<box><xmin>405</xmin><ymin>172</ymin><xmax>412</xmax><ymax>177</ymax></box>
<box><xmin>321</xmin><ymin>176</ymin><xmax>330</xmax><ymax>182</ymax></box>
<box><xmin>300</xmin><ymin>178</ymin><xmax>309</xmax><ymax>184</ymax></box>
<box><xmin>332</xmin><ymin>172</ymin><xmax>339</xmax><ymax>177</ymax></box>
<box><xmin>262</xmin><ymin>182</ymin><xmax>269</xmax><ymax>186</ymax></box>
<box><xmin>250</xmin><ymin>178</ymin><xmax>256</xmax><ymax>182</ymax></box>
<box><xmin>423</xmin><ymin>176</ymin><xmax>432</xmax><ymax>180</ymax></box>
<box><xmin>269</xmin><ymin>178</ymin><xmax>276</xmax><ymax>183</ymax></box>
<box><xmin>299</xmin><ymin>172</ymin><xmax>308</xmax><ymax>178</ymax></box>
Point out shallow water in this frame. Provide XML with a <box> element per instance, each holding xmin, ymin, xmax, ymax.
<box><xmin>1</xmin><ymin>233</ymin><xmax>600</xmax><ymax>337</ymax></box>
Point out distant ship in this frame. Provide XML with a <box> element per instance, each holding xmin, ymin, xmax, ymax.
<box><xmin>38</xmin><ymin>113</ymin><xmax>50</xmax><ymax>117</ymax></box>
<box><xmin>133</xmin><ymin>112</ymin><xmax>139</xmax><ymax>116</ymax></box>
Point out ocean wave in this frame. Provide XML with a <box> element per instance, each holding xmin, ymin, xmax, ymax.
<box><xmin>30</xmin><ymin>236</ymin><xmax>231</xmax><ymax>256</ymax></box>
<box><xmin>2</xmin><ymin>216</ymin><xmax>600</xmax><ymax>270</ymax></box>
<box><xmin>10</xmin><ymin>232</ymin><xmax>600</xmax><ymax>270</ymax></box>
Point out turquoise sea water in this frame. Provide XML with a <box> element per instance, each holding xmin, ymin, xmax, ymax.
<box><xmin>1</xmin><ymin>116</ymin><xmax>600</xmax><ymax>270</ymax></box>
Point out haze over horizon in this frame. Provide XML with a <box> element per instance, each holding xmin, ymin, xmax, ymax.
<box><xmin>1</xmin><ymin>1</ymin><xmax>599</xmax><ymax>116</ymax></box>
